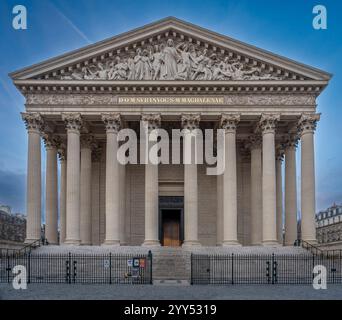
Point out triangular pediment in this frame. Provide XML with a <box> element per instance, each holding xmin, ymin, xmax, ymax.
<box><xmin>10</xmin><ymin>17</ymin><xmax>331</xmax><ymax>82</ymax></box>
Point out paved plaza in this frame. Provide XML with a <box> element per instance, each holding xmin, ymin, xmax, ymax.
<box><xmin>1</xmin><ymin>284</ymin><xmax>342</xmax><ymax>300</ymax></box>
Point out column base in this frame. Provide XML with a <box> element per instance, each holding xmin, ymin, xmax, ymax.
<box><xmin>64</xmin><ymin>239</ymin><xmax>81</xmax><ymax>245</ymax></box>
<box><xmin>262</xmin><ymin>240</ymin><xmax>281</xmax><ymax>246</ymax></box>
<box><xmin>80</xmin><ymin>242</ymin><xmax>92</xmax><ymax>246</ymax></box>
<box><xmin>182</xmin><ymin>240</ymin><xmax>201</xmax><ymax>247</ymax></box>
<box><xmin>250</xmin><ymin>242</ymin><xmax>262</xmax><ymax>246</ymax></box>
<box><xmin>102</xmin><ymin>240</ymin><xmax>120</xmax><ymax>246</ymax></box>
<box><xmin>222</xmin><ymin>240</ymin><xmax>241</xmax><ymax>246</ymax></box>
<box><xmin>142</xmin><ymin>240</ymin><xmax>160</xmax><ymax>246</ymax></box>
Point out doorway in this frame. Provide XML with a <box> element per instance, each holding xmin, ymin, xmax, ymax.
<box><xmin>161</xmin><ymin>209</ymin><xmax>182</xmax><ymax>246</ymax></box>
<box><xmin>159</xmin><ymin>196</ymin><xmax>184</xmax><ymax>247</ymax></box>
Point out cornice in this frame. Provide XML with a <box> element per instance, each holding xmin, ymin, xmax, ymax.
<box><xmin>15</xmin><ymin>79</ymin><xmax>327</xmax><ymax>95</ymax></box>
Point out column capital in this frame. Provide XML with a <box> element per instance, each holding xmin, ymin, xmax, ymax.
<box><xmin>247</xmin><ymin>134</ymin><xmax>262</xmax><ymax>150</ymax></box>
<box><xmin>220</xmin><ymin>113</ymin><xmax>240</xmax><ymax>132</ymax></box>
<box><xmin>57</xmin><ymin>145</ymin><xmax>67</xmax><ymax>161</ymax></box>
<box><xmin>62</xmin><ymin>113</ymin><xmax>83</xmax><ymax>133</ymax></box>
<box><xmin>275</xmin><ymin>144</ymin><xmax>285</xmax><ymax>162</ymax></box>
<box><xmin>42</xmin><ymin>133</ymin><xmax>60</xmax><ymax>150</ymax></box>
<box><xmin>92</xmin><ymin>145</ymin><xmax>102</xmax><ymax>162</ymax></box>
<box><xmin>80</xmin><ymin>134</ymin><xmax>96</xmax><ymax>149</ymax></box>
<box><xmin>21</xmin><ymin>112</ymin><xmax>44</xmax><ymax>133</ymax></box>
<box><xmin>298</xmin><ymin>113</ymin><xmax>320</xmax><ymax>136</ymax></box>
<box><xmin>102</xmin><ymin>113</ymin><xmax>122</xmax><ymax>133</ymax></box>
<box><xmin>141</xmin><ymin>113</ymin><xmax>161</xmax><ymax>130</ymax></box>
<box><xmin>181</xmin><ymin>113</ymin><xmax>200</xmax><ymax>130</ymax></box>
<box><xmin>283</xmin><ymin>134</ymin><xmax>299</xmax><ymax>150</ymax></box>
<box><xmin>259</xmin><ymin>113</ymin><xmax>280</xmax><ymax>134</ymax></box>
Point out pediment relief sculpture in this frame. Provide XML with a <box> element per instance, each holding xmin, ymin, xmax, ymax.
<box><xmin>58</xmin><ymin>39</ymin><xmax>286</xmax><ymax>81</ymax></box>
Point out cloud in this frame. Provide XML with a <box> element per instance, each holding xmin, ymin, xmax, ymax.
<box><xmin>0</xmin><ymin>169</ymin><xmax>26</xmax><ymax>214</ymax></box>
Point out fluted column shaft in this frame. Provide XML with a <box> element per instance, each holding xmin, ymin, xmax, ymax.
<box><xmin>119</xmin><ymin>163</ymin><xmax>126</xmax><ymax>245</ymax></box>
<box><xmin>44</xmin><ymin>136</ymin><xmax>58</xmax><ymax>244</ymax></box>
<box><xmin>58</xmin><ymin>149</ymin><xmax>67</xmax><ymax>244</ymax></box>
<box><xmin>299</xmin><ymin>114</ymin><xmax>320</xmax><ymax>243</ymax></box>
<box><xmin>63</xmin><ymin>113</ymin><xmax>82</xmax><ymax>245</ymax></box>
<box><xmin>250</xmin><ymin>138</ymin><xmax>262</xmax><ymax>245</ymax></box>
<box><xmin>284</xmin><ymin>142</ymin><xmax>298</xmax><ymax>245</ymax></box>
<box><xmin>142</xmin><ymin>114</ymin><xmax>161</xmax><ymax>246</ymax></box>
<box><xmin>260</xmin><ymin>114</ymin><xmax>279</xmax><ymax>245</ymax></box>
<box><xmin>22</xmin><ymin>113</ymin><xmax>43</xmax><ymax>243</ymax></box>
<box><xmin>276</xmin><ymin>152</ymin><xmax>284</xmax><ymax>245</ymax></box>
<box><xmin>221</xmin><ymin>114</ymin><xmax>240</xmax><ymax>246</ymax></box>
<box><xmin>80</xmin><ymin>135</ymin><xmax>94</xmax><ymax>245</ymax></box>
<box><xmin>102</xmin><ymin>114</ymin><xmax>121</xmax><ymax>245</ymax></box>
<box><xmin>182</xmin><ymin>114</ymin><xmax>201</xmax><ymax>246</ymax></box>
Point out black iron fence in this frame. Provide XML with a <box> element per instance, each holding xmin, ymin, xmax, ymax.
<box><xmin>191</xmin><ymin>253</ymin><xmax>342</xmax><ymax>285</ymax></box>
<box><xmin>0</xmin><ymin>251</ymin><xmax>153</xmax><ymax>284</ymax></box>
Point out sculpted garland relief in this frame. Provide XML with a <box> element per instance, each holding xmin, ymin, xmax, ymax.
<box><xmin>57</xmin><ymin>39</ymin><xmax>286</xmax><ymax>81</ymax></box>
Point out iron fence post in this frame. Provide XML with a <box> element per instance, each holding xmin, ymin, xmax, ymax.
<box><xmin>109</xmin><ymin>253</ymin><xmax>112</xmax><ymax>284</ymax></box>
<box><xmin>6</xmin><ymin>250</ymin><xmax>10</xmax><ymax>284</ymax></box>
<box><xmin>27</xmin><ymin>252</ymin><xmax>31</xmax><ymax>284</ymax></box>
<box><xmin>68</xmin><ymin>252</ymin><xmax>71</xmax><ymax>284</ymax></box>
<box><xmin>190</xmin><ymin>253</ymin><xmax>193</xmax><ymax>285</ymax></box>
<box><xmin>148</xmin><ymin>250</ymin><xmax>153</xmax><ymax>285</ymax></box>
<box><xmin>231</xmin><ymin>253</ymin><xmax>234</xmax><ymax>285</ymax></box>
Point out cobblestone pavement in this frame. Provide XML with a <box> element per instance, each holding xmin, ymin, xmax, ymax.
<box><xmin>1</xmin><ymin>284</ymin><xmax>342</xmax><ymax>300</ymax></box>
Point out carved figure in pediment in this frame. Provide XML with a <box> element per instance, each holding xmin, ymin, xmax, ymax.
<box><xmin>142</xmin><ymin>49</ymin><xmax>153</xmax><ymax>80</ymax></box>
<box><xmin>176</xmin><ymin>42</ymin><xmax>195</xmax><ymax>80</ymax></box>
<box><xmin>127</xmin><ymin>51</ymin><xmax>135</xmax><ymax>80</ymax></box>
<box><xmin>108</xmin><ymin>56</ymin><xmax>128</xmax><ymax>80</ymax></box>
<box><xmin>150</xmin><ymin>44</ymin><xmax>165</xmax><ymax>80</ymax></box>
<box><xmin>134</xmin><ymin>48</ymin><xmax>144</xmax><ymax>80</ymax></box>
<box><xmin>163</xmin><ymin>39</ymin><xmax>179</xmax><ymax>80</ymax></box>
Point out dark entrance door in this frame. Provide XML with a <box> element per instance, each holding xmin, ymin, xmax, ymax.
<box><xmin>159</xmin><ymin>196</ymin><xmax>184</xmax><ymax>247</ymax></box>
<box><xmin>161</xmin><ymin>209</ymin><xmax>181</xmax><ymax>247</ymax></box>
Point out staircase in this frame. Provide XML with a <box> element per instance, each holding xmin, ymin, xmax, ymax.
<box><xmin>152</xmin><ymin>247</ymin><xmax>191</xmax><ymax>281</ymax></box>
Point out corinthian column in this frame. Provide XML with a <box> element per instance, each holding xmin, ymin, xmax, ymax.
<box><xmin>249</xmin><ymin>135</ymin><xmax>262</xmax><ymax>245</ymax></box>
<box><xmin>299</xmin><ymin>113</ymin><xmax>320</xmax><ymax>243</ymax></box>
<box><xmin>102</xmin><ymin>113</ymin><xmax>121</xmax><ymax>245</ymax></box>
<box><xmin>80</xmin><ymin>135</ymin><xmax>95</xmax><ymax>245</ymax></box>
<box><xmin>142</xmin><ymin>114</ymin><xmax>161</xmax><ymax>246</ymax></box>
<box><xmin>62</xmin><ymin>113</ymin><xmax>83</xmax><ymax>245</ymax></box>
<box><xmin>21</xmin><ymin>113</ymin><xmax>44</xmax><ymax>243</ymax></box>
<box><xmin>182</xmin><ymin>114</ymin><xmax>201</xmax><ymax>246</ymax></box>
<box><xmin>43</xmin><ymin>133</ymin><xmax>59</xmax><ymax>244</ymax></box>
<box><xmin>220</xmin><ymin>114</ymin><xmax>240</xmax><ymax>246</ymax></box>
<box><xmin>58</xmin><ymin>146</ymin><xmax>67</xmax><ymax>244</ymax></box>
<box><xmin>284</xmin><ymin>135</ymin><xmax>298</xmax><ymax>246</ymax></box>
<box><xmin>276</xmin><ymin>146</ymin><xmax>284</xmax><ymax>245</ymax></box>
<box><xmin>259</xmin><ymin>114</ymin><xmax>280</xmax><ymax>246</ymax></box>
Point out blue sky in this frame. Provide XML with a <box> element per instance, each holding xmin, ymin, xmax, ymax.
<box><xmin>0</xmin><ymin>0</ymin><xmax>341</xmax><ymax>214</ymax></box>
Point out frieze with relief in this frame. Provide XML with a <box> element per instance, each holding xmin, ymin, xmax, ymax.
<box><xmin>25</xmin><ymin>93</ymin><xmax>316</xmax><ymax>106</ymax></box>
<box><xmin>54</xmin><ymin>39</ymin><xmax>287</xmax><ymax>81</ymax></box>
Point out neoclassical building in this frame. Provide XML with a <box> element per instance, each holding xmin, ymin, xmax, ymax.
<box><xmin>10</xmin><ymin>17</ymin><xmax>331</xmax><ymax>247</ymax></box>
<box><xmin>316</xmin><ymin>204</ymin><xmax>342</xmax><ymax>244</ymax></box>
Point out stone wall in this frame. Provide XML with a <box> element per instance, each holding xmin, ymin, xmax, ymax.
<box><xmin>0</xmin><ymin>210</ymin><xmax>26</xmax><ymax>243</ymax></box>
<box><xmin>92</xmin><ymin>157</ymin><xmax>251</xmax><ymax>246</ymax></box>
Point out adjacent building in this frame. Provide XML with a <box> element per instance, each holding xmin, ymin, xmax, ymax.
<box><xmin>316</xmin><ymin>204</ymin><xmax>342</xmax><ymax>244</ymax></box>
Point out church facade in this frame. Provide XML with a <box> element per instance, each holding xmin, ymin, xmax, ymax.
<box><xmin>10</xmin><ymin>17</ymin><xmax>331</xmax><ymax>247</ymax></box>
